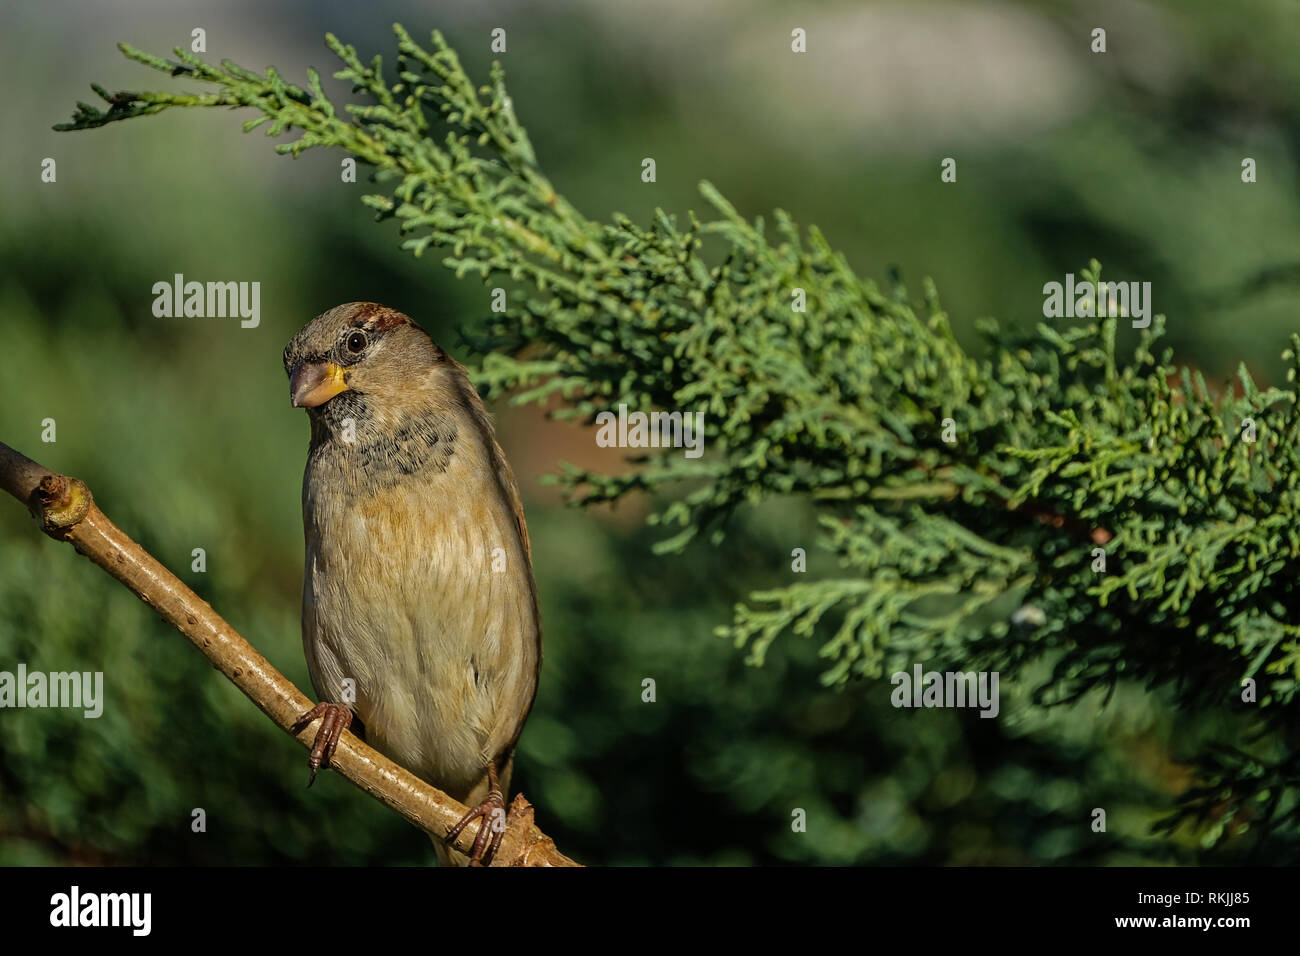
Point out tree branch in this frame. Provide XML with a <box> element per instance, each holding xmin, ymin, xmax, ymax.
<box><xmin>0</xmin><ymin>438</ymin><xmax>579</xmax><ymax>867</ymax></box>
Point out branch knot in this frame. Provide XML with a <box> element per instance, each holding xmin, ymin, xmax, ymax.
<box><xmin>32</xmin><ymin>474</ymin><xmax>93</xmax><ymax>537</ymax></box>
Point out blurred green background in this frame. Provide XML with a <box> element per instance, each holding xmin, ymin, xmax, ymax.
<box><xmin>2</xmin><ymin>0</ymin><xmax>1299</xmax><ymax>865</ymax></box>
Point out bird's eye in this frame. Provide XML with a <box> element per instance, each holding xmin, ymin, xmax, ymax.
<box><xmin>345</xmin><ymin>331</ymin><xmax>368</xmax><ymax>354</ymax></box>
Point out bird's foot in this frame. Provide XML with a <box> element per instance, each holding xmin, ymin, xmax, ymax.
<box><xmin>290</xmin><ymin>701</ymin><xmax>353</xmax><ymax>787</ymax></box>
<box><xmin>444</xmin><ymin>780</ymin><xmax>508</xmax><ymax>866</ymax></box>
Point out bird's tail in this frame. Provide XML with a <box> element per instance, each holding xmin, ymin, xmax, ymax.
<box><xmin>433</xmin><ymin>836</ymin><xmax>472</xmax><ymax>868</ymax></box>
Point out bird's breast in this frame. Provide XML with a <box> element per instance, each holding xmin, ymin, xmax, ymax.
<box><xmin>300</xmin><ymin>423</ymin><xmax>539</xmax><ymax>796</ymax></box>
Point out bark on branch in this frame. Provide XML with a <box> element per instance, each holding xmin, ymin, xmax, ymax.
<box><xmin>0</xmin><ymin>439</ymin><xmax>578</xmax><ymax>867</ymax></box>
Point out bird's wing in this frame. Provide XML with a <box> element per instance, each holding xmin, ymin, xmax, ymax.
<box><xmin>448</xmin><ymin>361</ymin><xmax>533</xmax><ymax>565</ymax></box>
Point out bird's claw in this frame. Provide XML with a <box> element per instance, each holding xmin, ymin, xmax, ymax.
<box><xmin>444</xmin><ymin>787</ymin><xmax>508</xmax><ymax>866</ymax></box>
<box><xmin>290</xmin><ymin>701</ymin><xmax>353</xmax><ymax>787</ymax></box>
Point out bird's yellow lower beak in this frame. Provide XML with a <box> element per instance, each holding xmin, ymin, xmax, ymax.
<box><xmin>290</xmin><ymin>362</ymin><xmax>349</xmax><ymax>408</ymax></box>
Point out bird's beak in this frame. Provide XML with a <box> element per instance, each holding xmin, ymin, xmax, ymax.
<box><xmin>290</xmin><ymin>362</ymin><xmax>349</xmax><ymax>408</ymax></box>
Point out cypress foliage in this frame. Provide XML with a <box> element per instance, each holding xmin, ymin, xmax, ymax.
<box><xmin>59</xmin><ymin>25</ymin><xmax>1300</xmax><ymax>858</ymax></box>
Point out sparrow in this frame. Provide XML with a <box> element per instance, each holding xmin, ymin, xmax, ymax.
<box><xmin>281</xmin><ymin>302</ymin><xmax>541</xmax><ymax>866</ymax></box>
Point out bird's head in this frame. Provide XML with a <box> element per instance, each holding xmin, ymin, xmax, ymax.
<box><xmin>283</xmin><ymin>302</ymin><xmax>449</xmax><ymax>414</ymax></box>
